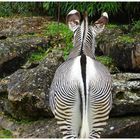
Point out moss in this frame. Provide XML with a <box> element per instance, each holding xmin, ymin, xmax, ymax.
<box><xmin>117</xmin><ymin>35</ymin><xmax>135</xmax><ymax>43</ymax></box>
<box><xmin>96</xmin><ymin>56</ymin><xmax>113</xmax><ymax>67</ymax></box>
<box><xmin>0</xmin><ymin>128</ymin><xmax>13</xmax><ymax>138</ymax></box>
<box><xmin>28</xmin><ymin>51</ymin><xmax>46</xmax><ymax>62</ymax></box>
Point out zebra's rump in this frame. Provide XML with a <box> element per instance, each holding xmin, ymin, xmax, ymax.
<box><xmin>49</xmin><ymin>55</ymin><xmax>112</xmax><ymax>138</ymax></box>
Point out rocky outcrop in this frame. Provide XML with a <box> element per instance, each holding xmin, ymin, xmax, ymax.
<box><xmin>1</xmin><ymin>112</ymin><xmax>140</xmax><ymax>138</ymax></box>
<box><xmin>0</xmin><ymin>17</ymin><xmax>140</xmax><ymax>138</ymax></box>
<box><xmin>1</xmin><ymin>65</ymin><xmax>140</xmax><ymax>135</ymax></box>
<box><xmin>0</xmin><ymin>51</ymin><xmax>64</xmax><ymax>120</ymax></box>
<box><xmin>0</xmin><ymin>50</ymin><xmax>140</xmax><ymax>136</ymax></box>
<box><xmin>0</xmin><ymin>16</ymin><xmax>51</xmax><ymax>38</ymax></box>
<box><xmin>0</xmin><ymin>36</ymin><xmax>49</xmax><ymax>78</ymax></box>
<box><xmin>97</xmin><ymin>27</ymin><xmax>140</xmax><ymax>72</ymax></box>
<box><xmin>111</xmin><ymin>73</ymin><xmax>140</xmax><ymax>116</ymax></box>
<box><xmin>0</xmin><ymin>16</ymin><xmax>52</xmax><ymax>78</ymax></box>
<box><xmin>102</xmin><ymin>116</ymin><xmax>140</xmax><ymax>138</ymax></box>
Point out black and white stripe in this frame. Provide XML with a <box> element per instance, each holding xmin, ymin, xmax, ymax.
<box><xmin>49</xmin><ymin>11</ymin><xmax>112</xmax><ymax>138</ymax></box>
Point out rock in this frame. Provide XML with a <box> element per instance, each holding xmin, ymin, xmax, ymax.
<box><xmin>0</xmin><ymin>16</ymin><xmax>51</xmax><ymax>38</ymax></box>
<box><xmin>19</xmin><ymin>116</ymin><xmax>140</xmax><ymax>138</ymax></box>
<box><xmin>17</xmin><ymin>119</ymin><xmax>62</xmax><ymax>138</ymax></box>
<box><xmin>1</xmin><ymin>112</ymin><xmax>140</xmax><ymax>138</ymax></box>
<box><xmin>0</xmin><ymin>36</ymin><xmax>49</xmax><ymax>78</ymax></box>
<box><xmin>0</xmin><ymin>113</ymin><xmax>62</xmax><ymax>138</ymax></box>
<box><xmin>0</xmin><ymin>77</ymin><xmax>11</xmax><ymax>112</ymax></box>
<box><xmin>1</xmin><ymin>70</ymin><xmax>140</xmax><ymax>119</ymax></box>
<box><xmin>0</xmin><ymin>51</ymin><xmax>64</xmax><ymax>120</ymax></box>
<box><xmin>97</xmin><ymin>28</ymin><xmax>140</xmax><ymax>72</ymax></box>
<box><xmin>0</xmin><ymin>113</ymin><xmax>19</xmax><ymax>136</ymax></box>
<box><xmin>0</xmin><ymin>79</ymin><xmax>9</xmax><ymax>93</ymax></box>
<box><xmin>111</xmin><ymin>73</ymin><xmax>140</xmax><ymax>116</ymax></box>
<box><xmin>101</xmin><ymin>116</ymin><xmax>140</xmax><ymax>138</ymax></box>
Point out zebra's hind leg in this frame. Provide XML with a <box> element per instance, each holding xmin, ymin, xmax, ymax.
<box><xmin>57</xmin><ymin>119</ymin><xmax>77</xmax><ymax>138</ymax></box>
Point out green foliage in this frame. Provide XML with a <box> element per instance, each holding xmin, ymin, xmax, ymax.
<box><xmin>42</xmin><ymin>2</ymin><xmax>139</xmax><ymax>21</ymax></box>
<box><xmin>28</xmin><ymin>46</ymin><xmax>49</xmax><ymax>62</ymax></box>
<box><xmin>117</xmin><ymin>35</ymin><xmax>135</xmax><ymax>43</ymax></box>
<box><xmin>0</xmin><ymin>2</ymin><xmax>43</xmax><ymax>17</ymax></box>
<box><xmin>0</xmin><ymin>128</ymin><xmax>13</xmax><ymax>138</ymax></box>
<box><xmin>45</xmin><ymin>22</ymin><xmax>73</xmax><ymax>37</ymax></box>
<box><xmin>29</xmin><ymin>51</ymin><xmax>46</xmax><ymax>62</ymax></box>
<box><xmin>0</xmin><ymin>2</ymin><xmax>140</xmax><ymax>24</ymax></box>
<box><xmin>45</xmin><ymin>22</ymin><xmax>73</xmax><ymax>59</ymax></box>
<box><xmin>96</xmin><ymin>56</ymin><xmax>113</xmax><ymax>67</ymax></box>
<box><xmin>27</xmin><ymin>22</ymin><xmax>72</xmax><ymax>62</ymax></box>
<box><xmin>131</xmin><ymin>20</ymin><xmax>140</xmax><ymax>32</ymax></box>
<box><xmin>95</xmin><ymin>2</ymin><xmax>121</xmax><ymax>15</ymax></box>
<box><xmin>107</xmin><ymin>24</ymin><xmax>118</xmax><ymax>29</ymax></box>
<box><xmin>43</xmin><ymin>2</ymin><xmax>121</xmax><ymax>18</ymax></box>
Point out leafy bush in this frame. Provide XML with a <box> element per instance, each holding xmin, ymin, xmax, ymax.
<box><xmin>43</xmin><ymin>2</ymin><xmax>140</xmax><ymax>23</ymax></box>
<box><xmin>0</xmin><ymin>2</ymin><xmax>140</xmax><ymax>24</ymax></box>
<box><xmin>131</xmin><ymin>20</ymin><xmax>140</xmax><ymax>32</ymax></box>
<box><xmin>43</xmin><ymin>2</ymin><xmax>122</xmax><ymax>18</ymax></box>
<box><xmin>0</xmin><ymin>2</ymin><xmax>43</xmax><ymax>17</ymax></box>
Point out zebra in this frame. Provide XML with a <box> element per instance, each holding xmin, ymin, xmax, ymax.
<box><xmin>49</xmin><ymin>10</ymin><xmax>112</xmax><ymax>138</ymax></box>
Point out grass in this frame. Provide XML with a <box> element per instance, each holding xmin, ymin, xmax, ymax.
<box><xmin>45</xmin><ymin>22</ymin><xmax>73</xmax><ymax>60</ymax></box>
<box><xmin>0</xmin><ymin>128</ymin><xmax>13</xmax><ymax>138</ymax></box>
<box><xmin>45</xmin><ymin>22</ymin><xmax>73</xmax><ymax>37</ymax></box>
<box><xmin>27</xmin><ymin>22</ymin><xmax>73</xmax><ymax>62</ymax></box>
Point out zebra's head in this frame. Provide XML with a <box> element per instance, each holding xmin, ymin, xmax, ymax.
<box><xmin>66</xmin><ymin>10</ymin><xmax>108</xmax><ymax>59</ymax></box>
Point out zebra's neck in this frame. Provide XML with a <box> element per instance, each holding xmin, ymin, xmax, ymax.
<box><xmin>67</xmin><ymin>19</ymin><xmax>96</xmax><ymax>60</ymax></box>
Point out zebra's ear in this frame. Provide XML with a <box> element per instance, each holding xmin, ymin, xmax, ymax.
<box><xmin>92</xmin><ymin>12</ymin><xmax>108</xmax><ymax>35</ymax></box>
<box><xmin>66</xmin><ymin>10</ymin><xmax>81</xmax><ymax>32</ymax></box>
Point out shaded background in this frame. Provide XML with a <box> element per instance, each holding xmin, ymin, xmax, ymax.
<box><xmin>0</xmin><ymin>2</ymin><xmax>140</xmax><ymax>23</ymax></box>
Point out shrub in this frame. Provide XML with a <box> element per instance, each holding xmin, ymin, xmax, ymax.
<box><xmin>131</xmin><ymin>20</ymin><xmax>140</xmax><ymax>32</ymax></box>
<box><xmin>0</xmin><ymin>2</ymin><xmax>43</xmax><ymax>17</ymax></box>
<box><xmin>43</xmin><ymin>2</ymin><xmax>122</xmax><ymax>18</ymax></box>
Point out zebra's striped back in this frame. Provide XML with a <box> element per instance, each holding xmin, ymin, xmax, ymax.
<box><xmin>49</xmin><ymin>10</ymin><xmax>112</xmax><ymax>138</ymax></box>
